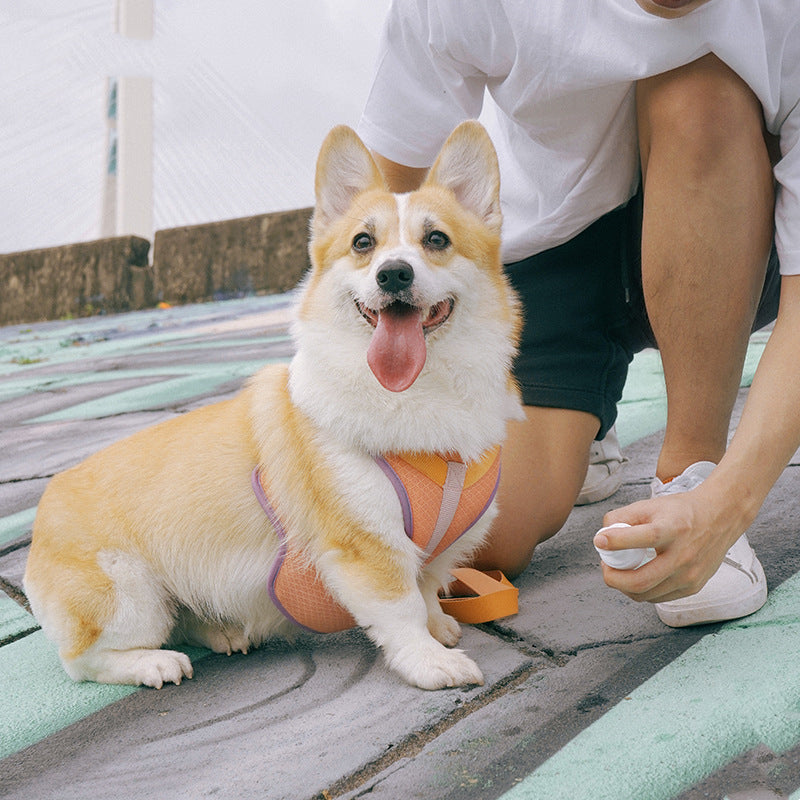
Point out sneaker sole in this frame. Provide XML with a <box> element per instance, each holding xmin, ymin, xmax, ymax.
<box><xmin>655</xmin><ymin>557</ymin><xmax>767</xmax><ymax>627</ymax></box>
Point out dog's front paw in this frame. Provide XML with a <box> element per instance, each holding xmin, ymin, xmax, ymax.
<box><xmin>389</xmin><ymin>641</ymin><xmax>484</xmax><ymax>690</ymax></box>
<box><xmin>427</xmin><ymin>610</ymin><xmax>462</xmax><ymax>647</ymax></box>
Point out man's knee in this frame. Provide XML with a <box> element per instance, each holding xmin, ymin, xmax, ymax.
<box><xmin>637</xmin><ymin>53</ymin><xmax>767</xmax><ymax>173</ymax></box>
<box><xmin>475</xmin><ymin>406</ymin><xmax>598</xmax><ymax>579</ymax></box>
<box><xmin>474</xmin><ymin>492</ymin><xmax>576</xmax><ymax>580</ymax></box>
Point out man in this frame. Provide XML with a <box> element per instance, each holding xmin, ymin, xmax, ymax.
<box><xmin>356</xmin><ymin>0</ymin><xmax>800</xmax><ymax>626</ymax></box>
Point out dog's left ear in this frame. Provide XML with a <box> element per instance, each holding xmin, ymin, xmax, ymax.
<box><xmin>424</xmin><ymin>121</ymin><xmax>501</xmax><ymax>234</ymax></box>
<box><xmin>314</xmin><ymin>126</ymin><xmax>386</xmax><ymax>229</ymax></box>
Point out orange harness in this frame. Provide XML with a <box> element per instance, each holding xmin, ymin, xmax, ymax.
<box><xmin>252</xmin><ymin>447</ymin><xmax>502</xmax><ymax>633</ymax></box>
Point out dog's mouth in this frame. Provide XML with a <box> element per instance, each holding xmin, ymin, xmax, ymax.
<box><xmin>355</xmin><ymin>298</ymin><xmax>454</xmax><ymax>392</ymax></box>
<box><xmin>356</xmin><ymin>298</ymin><xmax>454</xmax><ymax>332</ymax></box>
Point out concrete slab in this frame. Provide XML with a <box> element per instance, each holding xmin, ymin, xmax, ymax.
<box><xmin>337</xmin><ymin>634</ymin><xmax>709</xmax><ymax>800</ymax></box>
<box><xmin>0</xmin><ymin>627</ymin><xmax>531</xmax><ymax>800</ymax></box>
<box><xmin>0</xmin><ymin>547</ymin><xmax>28</xmax><ymax>596</ymax></box>
<box><xmin>0</xmin><ymin>590</ymin><xmax>37</xmax><ymax>644</ymax></box>
<box><xmin>0</xmin><ymin>487</ymin><xmax>44</xmax><ymax>534</ymax></box>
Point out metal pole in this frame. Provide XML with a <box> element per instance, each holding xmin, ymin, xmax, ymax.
<box><xmin>108</xmin><ymin>0</ymin><xmax>154</xmax><ymax>240</ymax></box>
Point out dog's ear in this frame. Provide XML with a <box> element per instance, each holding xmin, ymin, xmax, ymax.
<box><xmin>424</xmin><ymin>121</ymin><xmax>501</xmax><ymax>233</ymax></box>
<box><xmin>314</xmin><ymin>126</ymin><xmax>386</xmax><ymax>229</ymax></box>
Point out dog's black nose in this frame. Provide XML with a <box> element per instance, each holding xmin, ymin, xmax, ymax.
<box><xmin>376</xmin><ymin>261</ymin><xmax>414</xmax><ymax>294</ymax></box>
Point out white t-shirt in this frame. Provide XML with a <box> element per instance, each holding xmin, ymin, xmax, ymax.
<box><xmin>357</xmin><ymin>0</ymin><xmax>800</xmax><ymax>273</ymax></box>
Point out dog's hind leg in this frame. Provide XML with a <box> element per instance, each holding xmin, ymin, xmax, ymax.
<box><xmin>60</xmin><ymin>550</ymin><xmax>192</xmax><ymax>688</ymax></box>
<box><xmin>68</xmin><ymin>645</ymin><xmax>193</xmax><ymax>689</ymax></box>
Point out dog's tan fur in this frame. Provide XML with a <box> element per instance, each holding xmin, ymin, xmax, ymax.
<box><xmin>24</xmin><ymin>121</ymin><xmax>523</xmax><ymax>690</ymax></box>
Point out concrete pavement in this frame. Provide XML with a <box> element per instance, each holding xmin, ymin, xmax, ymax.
<box><xmin>0</xmin><ymin>294</ymin><xmax>798</xmax><ymax>800</ymax></box>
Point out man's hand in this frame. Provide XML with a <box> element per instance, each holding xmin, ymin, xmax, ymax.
<box><xmin>598</xmin><ymin>275</ymin><xmax>800</xmax><ymax>605</ymax></box>
<box><xmin>594</xmin><ymin>482</ymin><xmax>749</xmax><ymax>603</ymax></box>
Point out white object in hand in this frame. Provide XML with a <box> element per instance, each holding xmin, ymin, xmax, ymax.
<box><xmin>595</xmin><ymin>522</ymin><xmax>657</xmax><ymax>570</ymax></box>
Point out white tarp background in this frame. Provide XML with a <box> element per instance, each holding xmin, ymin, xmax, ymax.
<box><xmin>1</xmin><ymin>0</ymin><xmax>391</xmax><ymax>254</ymax></box>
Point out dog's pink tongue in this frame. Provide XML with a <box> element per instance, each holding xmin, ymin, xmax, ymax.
<box><xmin>367</xmin><ymin>304</ymin><xmax>426</xmax><ymax>392</ymax></box>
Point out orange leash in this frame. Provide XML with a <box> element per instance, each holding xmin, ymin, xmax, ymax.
<box><xmin>438</xmin><ymin>568</ymin><xmax>518</xmax><ymax>624</ymax></box>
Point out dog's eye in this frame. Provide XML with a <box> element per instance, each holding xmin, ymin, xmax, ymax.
<box><xmin>352</xmin><ymin>233</ymin><xmax>375</xmax><ymax>253</ymax></box>
<box><xmin>424</xmin><ymin>230</ymin><xmax>450</xmax><ymax>251</ymax></box>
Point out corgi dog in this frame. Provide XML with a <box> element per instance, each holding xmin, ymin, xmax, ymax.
<box><xmin>23</xmin><ymin>121</ymin><xmax>523</xmax><ymax>691</ymax></box>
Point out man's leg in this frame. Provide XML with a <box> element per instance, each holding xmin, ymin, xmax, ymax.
<box><xmin>632</xmin><ymin>53</ymin><xmax>775</xmax><ymax>626</ymax></box>
<box><xmin>473</xmin><ymin>406</ymin><xmax>599</xmax><ymax>578</ymax></box>
<box><xmin>637</xmin><ymin>54</ymin><xmax>775</xmax><ymax>481</ymax></box>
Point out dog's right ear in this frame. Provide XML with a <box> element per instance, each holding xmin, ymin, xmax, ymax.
<box><xmin>314</xmin><ymin>126</ymin><xmax>386</xmax><ymax>229</ymax></box>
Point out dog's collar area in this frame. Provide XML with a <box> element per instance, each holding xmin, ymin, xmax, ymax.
<box><xmin>355</xmin><ymin>298</ymin><xmax>454</xmax><ymax>333</ymax></box>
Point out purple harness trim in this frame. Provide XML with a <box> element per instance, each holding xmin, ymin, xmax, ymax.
<box><xmin>374</xmin><ymin>456</ymin><xmax>413</xmax><ymax>539</ymax></box>
<box><xmin>469</xmin><ymin>472</ymin><xmax>501</xmax><ymax>538</ymax></box>
<box><xmin>251</xmin><ymin>468</ymin><xmax>319</xmax><ymax>634</ymax></box>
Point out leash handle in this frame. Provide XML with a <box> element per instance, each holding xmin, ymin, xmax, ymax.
<box><xmin>438</xmin><ymin>567</ymin><xmax>518</xmax><ymax>624</ymax></box>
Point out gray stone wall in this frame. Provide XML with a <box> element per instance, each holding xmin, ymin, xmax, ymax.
<box><xmin>153</xmin><ymin>207</ymin><xmax>312</xmax><ymax>305</ymax></box>
<box><xmin>0</xmin><ymin>206</ymin><xmax>313</xmax><ymax>326</ymax></box>
<box><xmin>0</xmin><ymin>236</ymin><xmax>152</xmax><ymax>326</ymax></box>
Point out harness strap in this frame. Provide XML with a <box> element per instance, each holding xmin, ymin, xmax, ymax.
<box><xmin>376</xmin><ymin>447</ymin><xmax>501</xmax><ymax>563</ymax></box>
<box><xmin>252</xmin><ymin>468</ymin><xmax>357</xmax><ymax>633</ymax></box>
<box><xmin>439</xmin><ymin>568</ymin><xmax>519</xmax><ymax>624</ymax></box>
<box><xmin>426</xmin><ymin>460</ymin><xmax>468</xmax><ymax>559</ymax></box>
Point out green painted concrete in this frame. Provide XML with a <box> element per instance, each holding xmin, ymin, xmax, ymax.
<box><xmin>501</xmin><ymin>570</ymin><xmax>800</xmax><ymax>800</ymax></box>
<box><xmin>615</xmin><ymin>348</ymin><xmax>668</xmax><ymax>448</ymax></box>
<box><xmin>0</xmin><ymin>631</ymin><xmax>138</xmax><ymax>760</ymax></box>
<box><xmin>0</xmin><ymin>620</ymin><xmax>211</xmax><ymax>760</ymax></box>
<box><xmin>30</xmin><ymin>360</ymin><xmax>283</xmax><ymax>422</ymax></box>
<box><xmin>0</xmin><ymin>294</ymin><xmax>292</xmax><ymax>378</ymax></box>
<box><xmin>614</xmin><ymin>328</ymin><xmax>768</xmax><ymax>448</ymax></box>
<box><xmin>0</xmin><ymin>508</ymin><xmax>36</xmax><ymax>548</ymax></box>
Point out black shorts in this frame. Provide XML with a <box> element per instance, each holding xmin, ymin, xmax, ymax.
<box><xmin>504</xmin><ymin>191</ymin><xmax>781</xmax><ymax>439</ymax></box>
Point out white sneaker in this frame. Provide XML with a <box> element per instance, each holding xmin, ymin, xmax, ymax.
<box><xmin>575</xmin><ymin>425</ymin><xmax>628</xmax><ymax>505</ymax></box>
<box><xmin>650</xmin><ymin>460</ymin><xmax>716</xmax><ymax>497</ymax></box>
<box><xmin>651</xmin><ymin>461</ymin><xmax>767</xmax><ymax>627</ymax></box>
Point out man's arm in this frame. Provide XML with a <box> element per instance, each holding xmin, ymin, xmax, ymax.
<box><xmin>710</xmin><ymin>273</ymin><xmax>800</xmax><ymax>514</ymax></box>
<box><xmin>372</xmin><ymin>152</ymin><xmax>429</xmax><ymax>193</ymax></box>
<box><xmin>599</xmin><ymin>274</ymin><xmax>800</xmax><ymax>602</ymax></box>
